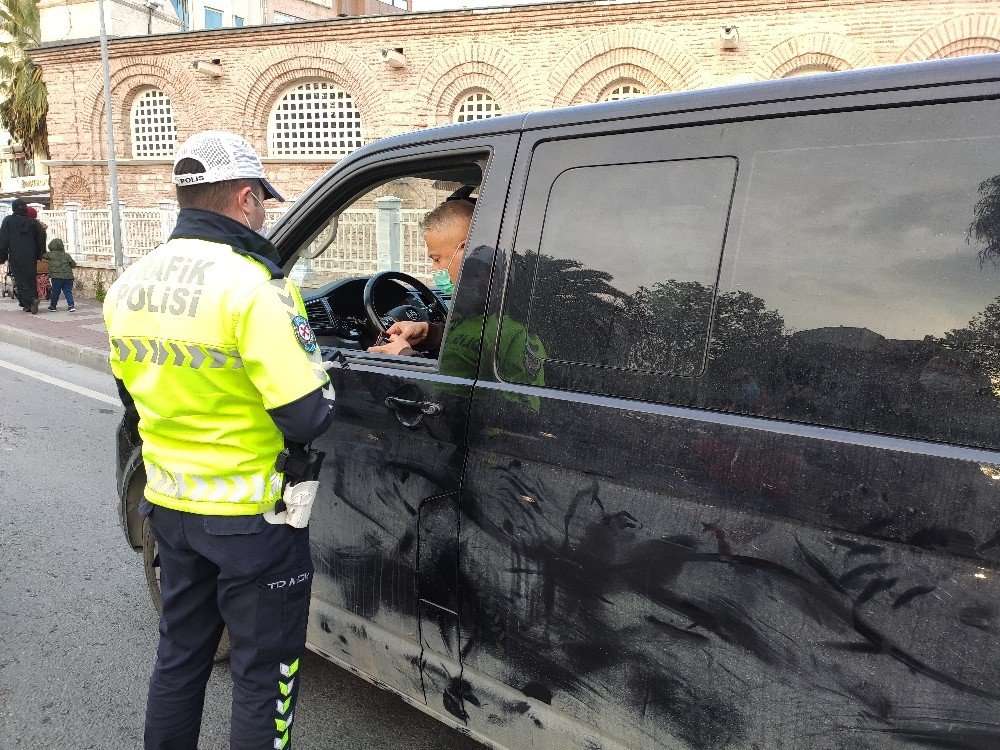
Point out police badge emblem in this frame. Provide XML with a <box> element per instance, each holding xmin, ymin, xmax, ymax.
<box><xmin>291</xmin><ymin>315</ymin><xmax>318</xmax><ymax>354</ymax></box>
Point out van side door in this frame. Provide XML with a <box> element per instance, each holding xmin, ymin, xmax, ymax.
<box><xmin>275</xmin><ymin>136</ymin><xmax>517</xmax><ymax>711</ymax></box>
<box><xmin>458</xmin><ymin>94</ymin><xmax>1000</xmax><ymax>750</ymax></box>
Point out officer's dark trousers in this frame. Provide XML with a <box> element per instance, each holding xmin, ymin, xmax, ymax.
<box><xmin>143</xmin><ymin>504</ymin><xmax>313</xmax><ymax>750</ymax></box>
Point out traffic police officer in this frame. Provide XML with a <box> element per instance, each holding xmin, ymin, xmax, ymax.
<box><xmin>104</xmin><ymin>131</ymin><xmax>336</xmax><ymax>750</ymax></box>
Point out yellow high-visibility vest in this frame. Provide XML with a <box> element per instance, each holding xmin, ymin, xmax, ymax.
<box><xmin>104</xmin><ymin>237</ymin><xmax>329</xmax><ymax>515</ymax></box>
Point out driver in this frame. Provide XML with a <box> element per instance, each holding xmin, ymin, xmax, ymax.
<box><xmin>367</xmin><ymin>198</ymin><xmax>472</xmax><ymax>356</ymax></box>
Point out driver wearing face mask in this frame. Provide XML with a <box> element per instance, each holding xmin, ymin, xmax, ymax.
<box><xmin>367</xmin><ymin>198</ymin><xmax>473</xmax><ymax>357</ymax></box>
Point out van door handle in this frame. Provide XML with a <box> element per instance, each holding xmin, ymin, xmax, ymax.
<box><xmin>384</xmin><ymin>396</ymin><xmax>443</xmax><ymax>427</ymax></box>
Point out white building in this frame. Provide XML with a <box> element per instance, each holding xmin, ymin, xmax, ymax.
<box><xmin>38</xmin><ymin>0</ymin><xmax>409</xmax><ymax>41</ymax></box>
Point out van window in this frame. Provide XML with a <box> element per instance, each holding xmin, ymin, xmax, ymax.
<box><xmin>524</xmin><ymin>158</ymin><xmax>736</xmax><ymax>375</ymax></box>
<box><xmin>503</xmin><ymin>99</ymin><xmax>1000</xmax><ymax>451</ymax></box>
<box><xmin>292</xmin><ymin>161</ymin><xmax>484</xmax><ymax>365</ymax></box>
<box><xmin>726</xmin><ymin>121</ymin><xmax>1000</xmax><ymax>449</ymax></box>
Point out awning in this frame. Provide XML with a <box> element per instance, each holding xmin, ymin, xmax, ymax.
<box><xmin>0</xmin><ymin>189</ymin><xmax>50</xmax><ymax>206</ymax></box>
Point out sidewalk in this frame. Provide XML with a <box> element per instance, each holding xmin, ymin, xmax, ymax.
<box><xmin>0</xmin><ymin>291</ymin><xmax>111</xmax><ymax>373</ymax></box>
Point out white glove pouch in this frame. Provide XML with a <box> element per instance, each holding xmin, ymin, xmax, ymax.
<box><xmin>263</xmin><ymin>480</ymin><xmax>320</xmax><ymax>528</ymax></box>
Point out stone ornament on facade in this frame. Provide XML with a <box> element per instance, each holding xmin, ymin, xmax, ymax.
<box><xmin>897</xmin><ymin>13</ymin><xmax>1000</xmax><ymax>62</ymax></box>
<box><xmin>237</xmin><ymin>48</ymin><xmax>382</xmax><ymax>154</ymax></box>
<box><xmin>414</xmin><ymin>42</ymin><xmax>537</xmax><ymax>128</ymax></box>
<box><xmin>59</xmin><ymin>173</ymin><xmax>92</xmax><ymax>207</ymax></box>
<box><xmin>549</xmin><ymin>28</ymin><xmax>706</xmax><ymax>108</ymax></box>
<box><xmin>751</xmin><ymin>31</ymin><xmax>877</xmax><ymax>81</ymax></box>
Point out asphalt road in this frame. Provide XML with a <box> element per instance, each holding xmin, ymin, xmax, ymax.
<box><xmin>0</xmin><ymin>343</ymin><xmax>483</xmax><ymax>750</ymax></box>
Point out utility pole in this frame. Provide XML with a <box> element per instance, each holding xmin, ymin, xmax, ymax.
<box><xmin>98</xmin><ymin>0</ymin><xmax>125</xmax><ymax>276</ymax></box>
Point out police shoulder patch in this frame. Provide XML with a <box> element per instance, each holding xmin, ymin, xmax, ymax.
<box><xmin>291</xmin><ymin>314</ymin><xmax>318</xmax><ymax>354</ymax></box>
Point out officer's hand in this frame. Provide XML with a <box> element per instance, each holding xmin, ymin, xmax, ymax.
<box><xmin>367</xmin><ymin>334</ymin><xmax>413</xmax><ymax>356</ymax></box>
<box><xmin>385</xmin><ymin>321</ymin><xmax>429</xmax><ymax>345</ymax></box>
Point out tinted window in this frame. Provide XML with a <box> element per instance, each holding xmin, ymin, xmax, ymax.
<box><xmin>526</xmin><ymin>158</ymin><xmax>736</xmax><ymax>375</ymax></box>
<box><xmin>503</xmin><ymin>99</ymin><xmax>1000</xmax><ymax>450</ymax></box>
<box><xmin>724</xmin><ymin>119</ymin><xmax>1000</xmax><ymax>448</ymax></box>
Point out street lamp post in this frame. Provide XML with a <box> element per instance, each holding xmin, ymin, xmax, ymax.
<box><xmin>98</xmin><ymin>0</ymin><xmax>125</xmax><ymax>276</ymax></box>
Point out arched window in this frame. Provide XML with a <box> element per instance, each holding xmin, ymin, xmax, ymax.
<box><xmin>131</xmin><ymin>89</ymin><xmax>177</xmax><ymax>158</ymax></box>
<box><xmin>454</xmin><ymin>91</ymin><xmax>501</xmax><ymax>123</ymax></box>
<box><xmin>603</xmin><ymin>83</ymin><xmax>647</xmax><ymax>102</ymax></box>
<box><xmin>268</xmin><ymin>81</ymin><xmax>363</xmax><ymax>157</ymax></box>
<box><xmin>940</xmin><ymin>41</ymin><xmax>1000</xmax><ymax>59</ymax></box>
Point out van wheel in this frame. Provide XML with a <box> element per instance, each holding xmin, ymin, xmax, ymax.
<box><xmin>141</xmin><ymin>516</ymin><xmax>232</xmax><ymax>662</ymax></box>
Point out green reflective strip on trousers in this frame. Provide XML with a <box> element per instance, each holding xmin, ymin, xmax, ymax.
<box><xmin>145</xmin><ymin>462</ymin><xmax>281</xmax><ymax>504</ymax></box>
<box><xmin>111</xmin><ymin>337</ymin><xmax>243</xmax><ymax>369</ymax></box>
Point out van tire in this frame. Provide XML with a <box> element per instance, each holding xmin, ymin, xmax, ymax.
<box><xmin>141</xmin><ymin>516</ymin><xmax>232</xmax><ymax>662</ymax></box>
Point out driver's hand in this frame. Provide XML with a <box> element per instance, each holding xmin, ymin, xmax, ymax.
<box><xmin>385</xmin><ymin>321</ymin><xmax>429</xmax><ymax>345</ymax></box>
<box><xmin>367</xmin><ymin>334</ymin><xmax>414</xmax><ymax>356</ymax></box>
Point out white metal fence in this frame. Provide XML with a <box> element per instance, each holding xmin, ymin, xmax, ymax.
<box><xmin>1</xmin><ymin>198</ymin><xmax>431</xmax><ymax>280</ymax></box>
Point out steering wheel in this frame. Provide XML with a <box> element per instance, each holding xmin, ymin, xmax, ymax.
<box><xmin>363</xmin><ymin>271</ymin><xmax>449</xmax><ymax>335</ymax></box>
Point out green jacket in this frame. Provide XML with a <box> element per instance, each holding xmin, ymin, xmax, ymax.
<box><xmin>43</xmin><ymin>249</ymin><xmax>76</xmax><ymax>279</ymax></box>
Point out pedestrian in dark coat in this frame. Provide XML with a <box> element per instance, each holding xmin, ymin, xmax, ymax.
<box><xmin>0</xmin><ymin>198</ymin><xmax>47</xmax><ymax>313</ymax></box>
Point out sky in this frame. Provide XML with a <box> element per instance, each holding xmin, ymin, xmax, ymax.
<box><xmin>409</xmin><ymin>0</ymin><xmax>571</xmax><ymax>10</ymax></box>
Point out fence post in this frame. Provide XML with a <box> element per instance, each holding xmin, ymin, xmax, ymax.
<box><xmin>376</xmin><ymin>196</ymin><xmax>402</xmax><ymax>272</ymax></box>
<box><xmin>157</xmin><ymin>199</ymin><xmax>178</xmax><ymax>243</ymax></box>
<box><xmin>110</xmin><ymin>200</ymin><xmax>127</xmax><ymax>265</ymax></box>
<box><xmin>65</xmin><ymin>202</ymin><xmax>82</xmax><ymax>259</ymax></box>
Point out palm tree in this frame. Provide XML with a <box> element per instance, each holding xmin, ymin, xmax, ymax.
<box><xmin>0</xmin><ymin>0</ymin><xmax>47</xmax><ymax>160</ymax></box>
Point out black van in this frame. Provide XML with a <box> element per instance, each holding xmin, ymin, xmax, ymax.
<box><xmin>119</xmin><ymin>54</ymin><xmax>1000</xmax><ymax>749</ymax></box>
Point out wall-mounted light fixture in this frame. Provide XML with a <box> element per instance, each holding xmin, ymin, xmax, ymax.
<box><xmin>719</xmin><ymin>25</ymin><xmax>740</xmax><ymax>51</ymax></box>
<box><xmin>380</xmin><ymin>48</ymin><xmax>406</xmax><ymax>69</ymax></box>
<box><xmin>192</xmin><ymin>58</ymin><xmax>223</xmax><ymax>77</ymax></box>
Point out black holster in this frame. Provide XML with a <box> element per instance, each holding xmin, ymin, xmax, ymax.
<box><xmin>274</xmin><ymin>442</ymin><xmax>326</xmax><ymax>511</ymax></box>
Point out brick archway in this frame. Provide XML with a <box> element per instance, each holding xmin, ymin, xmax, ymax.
<box><xmin>414</xmin><ymin>43</ymin><xmax>537</xmax><ymax>128</ymax></box>
<box><xmin>58</xmin><ymin>173</ymin><xmax>92</xmax><ymax>206</ymax></box>
<box><xmin>751</xmin><ymin>32</ymin><xmax>876</xmax><ymax>80</ymax></box>
<box><xmin>83</xmin><ymin>61</ymin><xmax>203</xmax><ymax>160</ymax></box>
<box><xmin>897</xmin><ymin>14</ymin><xmax>1000</xmax><ymax>62</ymax></box>
<box><xmin>238</xmin><ymin>46</ymin><xmax>382</xmax><ymax>154</ymax></box>
<box><xmin>548</xmin><ymin>28</ymin><xmax>705</xmax><ymax>108</ymax></box>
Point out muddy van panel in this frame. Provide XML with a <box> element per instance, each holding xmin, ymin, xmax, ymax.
<box><xmin>456</xmin><ymin>62</ymin><xmax>1000</xmax><ymax>748</ymax></box>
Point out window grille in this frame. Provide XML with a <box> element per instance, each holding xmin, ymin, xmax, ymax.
<box><xmin>454</xmin><ymin>91</ymin><xmax>501</xmax><ymax>123</ymax></box>
<box><xmin>604</xmin><ymin>83</ymin><xmax>646</xmax><ymax>102</ymax></box>
<box><xmin>131</xmin><ymin>89</ymin><xmax>177</xmax><ymax>158</ymax></box>
<box><xmin>268</xmin><ymin>81</ymin><xmax>363</xmax><ymax>157</ymax></box>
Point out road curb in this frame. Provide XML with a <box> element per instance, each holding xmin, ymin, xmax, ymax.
<box><xmin>0</xmin><ymin>323</ymin><xmax>111</xmax><ymax>374</ymax></box>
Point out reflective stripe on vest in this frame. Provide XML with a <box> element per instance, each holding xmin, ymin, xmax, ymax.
<box><xmin>112</xmin><ymin>337</ymin><xmax>243</xmax><ymax>369</ymax></box>
<box><xmin>145</xmin><ymin>462</ymin><xmax>282</xmax><ymax>504</ymax></box>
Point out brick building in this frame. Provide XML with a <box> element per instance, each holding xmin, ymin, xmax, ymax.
<box><xmin>30</xmin><ymin>0</ymin><xmax>1000</xmax><ymax>209</ymax></box>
